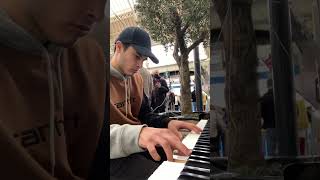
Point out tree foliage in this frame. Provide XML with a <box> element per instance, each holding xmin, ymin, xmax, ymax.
<box><xmin>135</xmin><ymin>0</ymin><xmax>210</xmax><ymax>47</ymax></box>
<box><xmin>135</xmin><ymin>0</ymin><xmax>210</xmax><ymax>114</ymax></box>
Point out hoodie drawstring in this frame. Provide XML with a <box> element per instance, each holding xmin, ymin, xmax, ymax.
<box><xmin>124</xmin><ymin>77</ymin><xmax>132</xmax><ymax>117</ymax></box>
<box><xmin>128</xmin><ymin>77</ymin><xmax>131</xmax><ymax>109</ymax></box>
<box><xmin>45</xmin><ymin>49</ymin><xmax>63</xmax><ymax>177</ymax></box>
<box><xmin>124</xmin><ymin>78</ymin><xmax>128</xmax><ymax>117</ymax></box>
<box><xmin>45</xmin><ymin>52</ymin><xmax>55</xmax><ymax>176</ymax></box>
<box><xmin>57</xmin><ymin>51</ymin><xmax>64</xmax><ymax>114</ymax></box>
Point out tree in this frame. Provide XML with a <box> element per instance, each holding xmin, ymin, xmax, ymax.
<box><xmin>214</xmin><ymin>0</ymin><xmax>264</xmax><ymax>173</ymax></box>
<box><xmin>135</xmin><ymin>0</ymin><xmax>210</xmax><ymax>114</ymax></box>
<box><xmin>290</xmin><ymin>8</ymin><xmax>320</xmax><ymax>108</ymax></box>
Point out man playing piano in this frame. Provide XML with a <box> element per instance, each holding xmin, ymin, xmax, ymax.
<box><xmin>110</xmin><ymin>27</ymin><xmax>202</xmax><ymax>179</ymax></box>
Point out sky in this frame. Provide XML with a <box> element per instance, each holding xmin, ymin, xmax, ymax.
<box><xmin>110</xmin><ymin>0</ymin><xmax>136</xmax><ymax>17</ymax></box>
<box><xmin>146</xmin><ymin>43</ymin><xmax>208</xmax><ymax>68</ymax></box>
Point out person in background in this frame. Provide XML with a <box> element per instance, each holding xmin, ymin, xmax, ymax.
<box><xmin>191</xmin><ymin>87</ymin><xmax>208</xmax><ymax>112</ymax></box>
<box><xmin>168</xmin><ymin>91</ymin><xmax>176</xmax><ymax>111</ymax></box>
<box><xmin>202</xmin><ymin>91</ymin><xmax>208</xmax><ymax>111</ymax></box>
<box><xmin>191</xmin><ymin>87</ymin><xmax>197</xmax><ymax>112</ymax></box>
<box><xmin>151</xmin><ymin>70</ymin><xmax>169</xmax><ymax>113</ymax></box>
<box><xmin>260</xmin><ymin>78</ymin><xmax>277</xmax><ymax>156</ymax></box>
<box><xmin>140</xmin><ymin>67</ymin><xmax>153</xmax><ymax>106</ymax></box>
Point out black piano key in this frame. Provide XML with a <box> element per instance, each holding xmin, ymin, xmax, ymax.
<box><xmin>185</xmin><ymin>159</ymin><xmax>210</xmax><ymax>169</ymax></box>
<box><xmin>189</xmin><ymin>155</ymin><xmax>211</xmax><ymax>162</ymax></box>
<box><xmin>188</xmin><ymin>158</ymin><xmax>210</xmax><ymax>165</ymax></box>
<box><xmin>196</xmin><ymin>142</ymin><xmax>210</xmax><ymax>147</ymax></box>
<box><xmin>190</xmin><ymin>154</ymin><xmax>211</xmax><ymax>160</ymax></box>
<box><xmin>196</xmin><ymin>140</ymin><xmax>210</xmax><ymax>144</ymax></box>
<box><xmin>198</xmin><ymin>136</ymin><xmax>210</xmax><ymax>139</ymax></box>
<box><xmin>198</xmin><ymin>137</ymin><xmax>210</xmax><ymax>140</ymax></box>
<box><xmin>192</xmin><ymin>149</ymin><xmax>210</xmax><ymax>155</ymax></box>
<box><xmin>193</xmin><ymin>147</ymin><xmax>210</xmax><ymax>152</ymax></box>
<box><xmin>181</xmin><ymin>166</ymin><xmax>210</xmax><ymax>176</ymax></box>
<box><xmin>195</xmin><ymin>144</ymin><xmax>210</xmax><ymax>149</ymax></box>
<box><xmin>184</xmin><ymin>165</ymin><xmax>210</xmax><ymax>173</ymax></box>
<box><xmin>178</xmin><ymin>172</ymin><xmax>210</xmax><ymax>180</ymax></box>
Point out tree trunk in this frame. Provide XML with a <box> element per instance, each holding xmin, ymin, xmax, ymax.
<box><xmin>215</xmin><ymin>0</ymin><xmax>264</xmax><ymax>172</ymax></box>
<box><xmin>291</xmin><ymin>11</ymin><xmax>320</xmax><ymax>109</ymax></box>
<box><xmin>177</xmin><ymin>55</ymin><xmax>193</xmax><ymax>114</ymax></box>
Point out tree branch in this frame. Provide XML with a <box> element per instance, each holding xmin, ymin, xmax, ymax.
<box><xmin>173</xmin><ymin>41</ymin><xmax>181</xmax><ymax>65</ymax></box>
<box><xmin>182</xmin><ymin>22</ymin><xmax>190</xmax><ymax>34</ymax></box>
<box><xmin>171</xmin><ymin>8</ymin><xmax>187</xmax><ymax>54</ymax></box>
<box><xmin>186</xmin><ymin>31</ymin><xmax>206</xmax><ymax>54</ymax></box>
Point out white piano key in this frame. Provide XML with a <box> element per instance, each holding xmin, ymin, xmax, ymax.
<box><xmin>182</xmin><ymin>120</ymin><xmax>208</xmax><ymax>150</ymax></box>
<box><xmin>148</xmin><ymin>161</ymin><xmax>185</xmax><ymax>180</ymax></box>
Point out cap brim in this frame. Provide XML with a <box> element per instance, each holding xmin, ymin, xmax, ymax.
<box><xmin>131</xmin><ymin>44</ymin><xmax>159</xmax><ymax>64</ymax></box>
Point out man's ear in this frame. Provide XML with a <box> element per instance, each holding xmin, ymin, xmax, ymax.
<box><xmin>115</xmin><ymin>41</ymin><xmax>122</xmax><ymax>53</ymax></box>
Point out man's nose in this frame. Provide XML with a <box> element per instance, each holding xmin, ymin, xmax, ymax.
<box><xmin>137</xmin><ymin>59</ymin><xmax>144</xmax><ymax>68</ymax></box>
<box><xmin>137</xmin><ymin>63</ymin><xmax>142</xmax><ymax>69</ymax></box>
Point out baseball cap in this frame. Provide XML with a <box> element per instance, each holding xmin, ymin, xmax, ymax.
<box><xmin>115</xmin><ymin>27</ymin><xmax>159</xmax><ymax>64</ymax></box>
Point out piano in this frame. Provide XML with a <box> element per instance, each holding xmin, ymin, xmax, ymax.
<box><xmin>178</xmin><ymin>120</ymin><xmax>210</xmax><ymax>180</ymax></box>
<box><xmin>148</xmin><ymin>119</ymin><xmax>211</xmax><ymax>180</ymax></box>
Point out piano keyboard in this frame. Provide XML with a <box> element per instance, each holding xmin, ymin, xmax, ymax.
<box><xmin>148</xmin><ymin>120</ymin><xmax>209</xmax><ymax>180</ymax></box>
<box><xmin>177</xmin><ymin>120</ymin><xmax>210</xmax><ymax>180</ymax></box>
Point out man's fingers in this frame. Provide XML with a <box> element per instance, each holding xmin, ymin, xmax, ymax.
<box><xmin>181</xmin><ymin>123</ymin><xmax>202</xmax><ymax>134</ymax></box>
<box><xmin>172</xmin><ymin>141</ymin><xmax>191</xmax><ymax>156</ymax></box>
<box><xmin>158</xmin><ymin>138</ymin><xmax>173</xmax><ymax>161</ymax></box>
<box><xmin>147</xmin><ymin>145</ymin><xmax>161</xmax><ymax>161</ymax></box>
<box><xmin>190</xmin><ymin>125</ymin><xmax>202</xmax><ymax>133</ymax></box>
<box><xmin>176</xmin><ymin>149</ymin><xmax>192</xmax><ymax>156</ymax></box>
<box><xmin>141</xmin><ymin>127</ymin><xmax>194</xmax><ymax>162</ymax></box>
<box><xmin>161</xmin><ymin>129</ymin><xmax>190</xmax><ymax>157</ymax></box>
<box><xmin>170</xmin><ymin>128</ymin><xmax>182</xmax><ymax>140</ymax></box>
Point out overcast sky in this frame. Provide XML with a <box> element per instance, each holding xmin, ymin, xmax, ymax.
<box><xmin>110</xmin><ymin>0</ymin><xmax>136</xmax><ymax>17</ymax></box>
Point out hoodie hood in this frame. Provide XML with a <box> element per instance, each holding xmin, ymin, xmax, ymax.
<box><xmin>110</xmin><ymin>64</ymin><xmax>131</xmax><ymax>117</ymax></box>
<box><xmin>0</xmin><ymin>8</ymin><xmax>63</xmax><ymax>176</ymax></box>
<box><xmin>0</xmin><ymin>9</ymin><xmax>47</xmax><ymax>55</ymax></box>
<box><xmin>110</xmin><ymin>64</ymin><xmax>129</xmax><ymax>80</ymax></box>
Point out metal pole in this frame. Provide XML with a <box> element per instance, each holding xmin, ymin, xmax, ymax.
<box><xmin>313</xmin><ymin>0</ymin><xmax>320</xmax><ymax>43</ymax></box>
<box><xmin>194</xmin><ymin>46</ymin><xmax>203</xmax><ymax>112</ymax></box>
<box><xmin>268</xmin><ymin>0</ymin><xmax>297</xmax><ymax>156</ymax></box>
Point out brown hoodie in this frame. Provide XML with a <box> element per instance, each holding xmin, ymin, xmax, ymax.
<box><xmin>109</xmin><ymin>65</ymin><xmax>144</xmax><ymax>125</ymax></box>
<box><xmin>0</xmin><ymin>9</ymin><xmax>106</xmax><ymax>180</ymax></box>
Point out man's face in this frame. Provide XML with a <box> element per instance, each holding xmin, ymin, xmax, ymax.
<box><xmin>30</xmin><ymin>0</ymin><xmax>106</xmax><ymax>46</ymax></box>
<box><xmin>116</xmin><ymin>43</ymin><xmax>146</xmax><ymax>76</ymax></box>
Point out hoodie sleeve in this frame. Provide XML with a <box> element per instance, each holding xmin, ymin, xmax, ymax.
<box><xmin>138</xmin><ymin>93</ymin><xmax>171</xmax><ymax>128</ymax></box>
<box><xmin>110</xmin><ymin>124</ymin><xmax>147</xmax><ymax>159</ymax></box>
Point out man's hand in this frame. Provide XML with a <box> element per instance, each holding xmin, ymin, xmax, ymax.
<box><xmin>138</xmin><ymin>127</ymin><xmax>191</xmax><ymax>161</ymax></box>
<box><xmin>167</xmin><ymin>120</ymin><xmax>202</xmax><ymax>139</ymax></box>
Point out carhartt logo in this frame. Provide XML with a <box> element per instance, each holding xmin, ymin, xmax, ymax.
<box><xmin>114</xmin><ymin>97</ymin><xmax>136</xmax><ymax>109</ymax></box>
<box><xmin>13</xmin><ymin>118</ymin><xmax>79</xmax><ymax>148</ymax></box>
